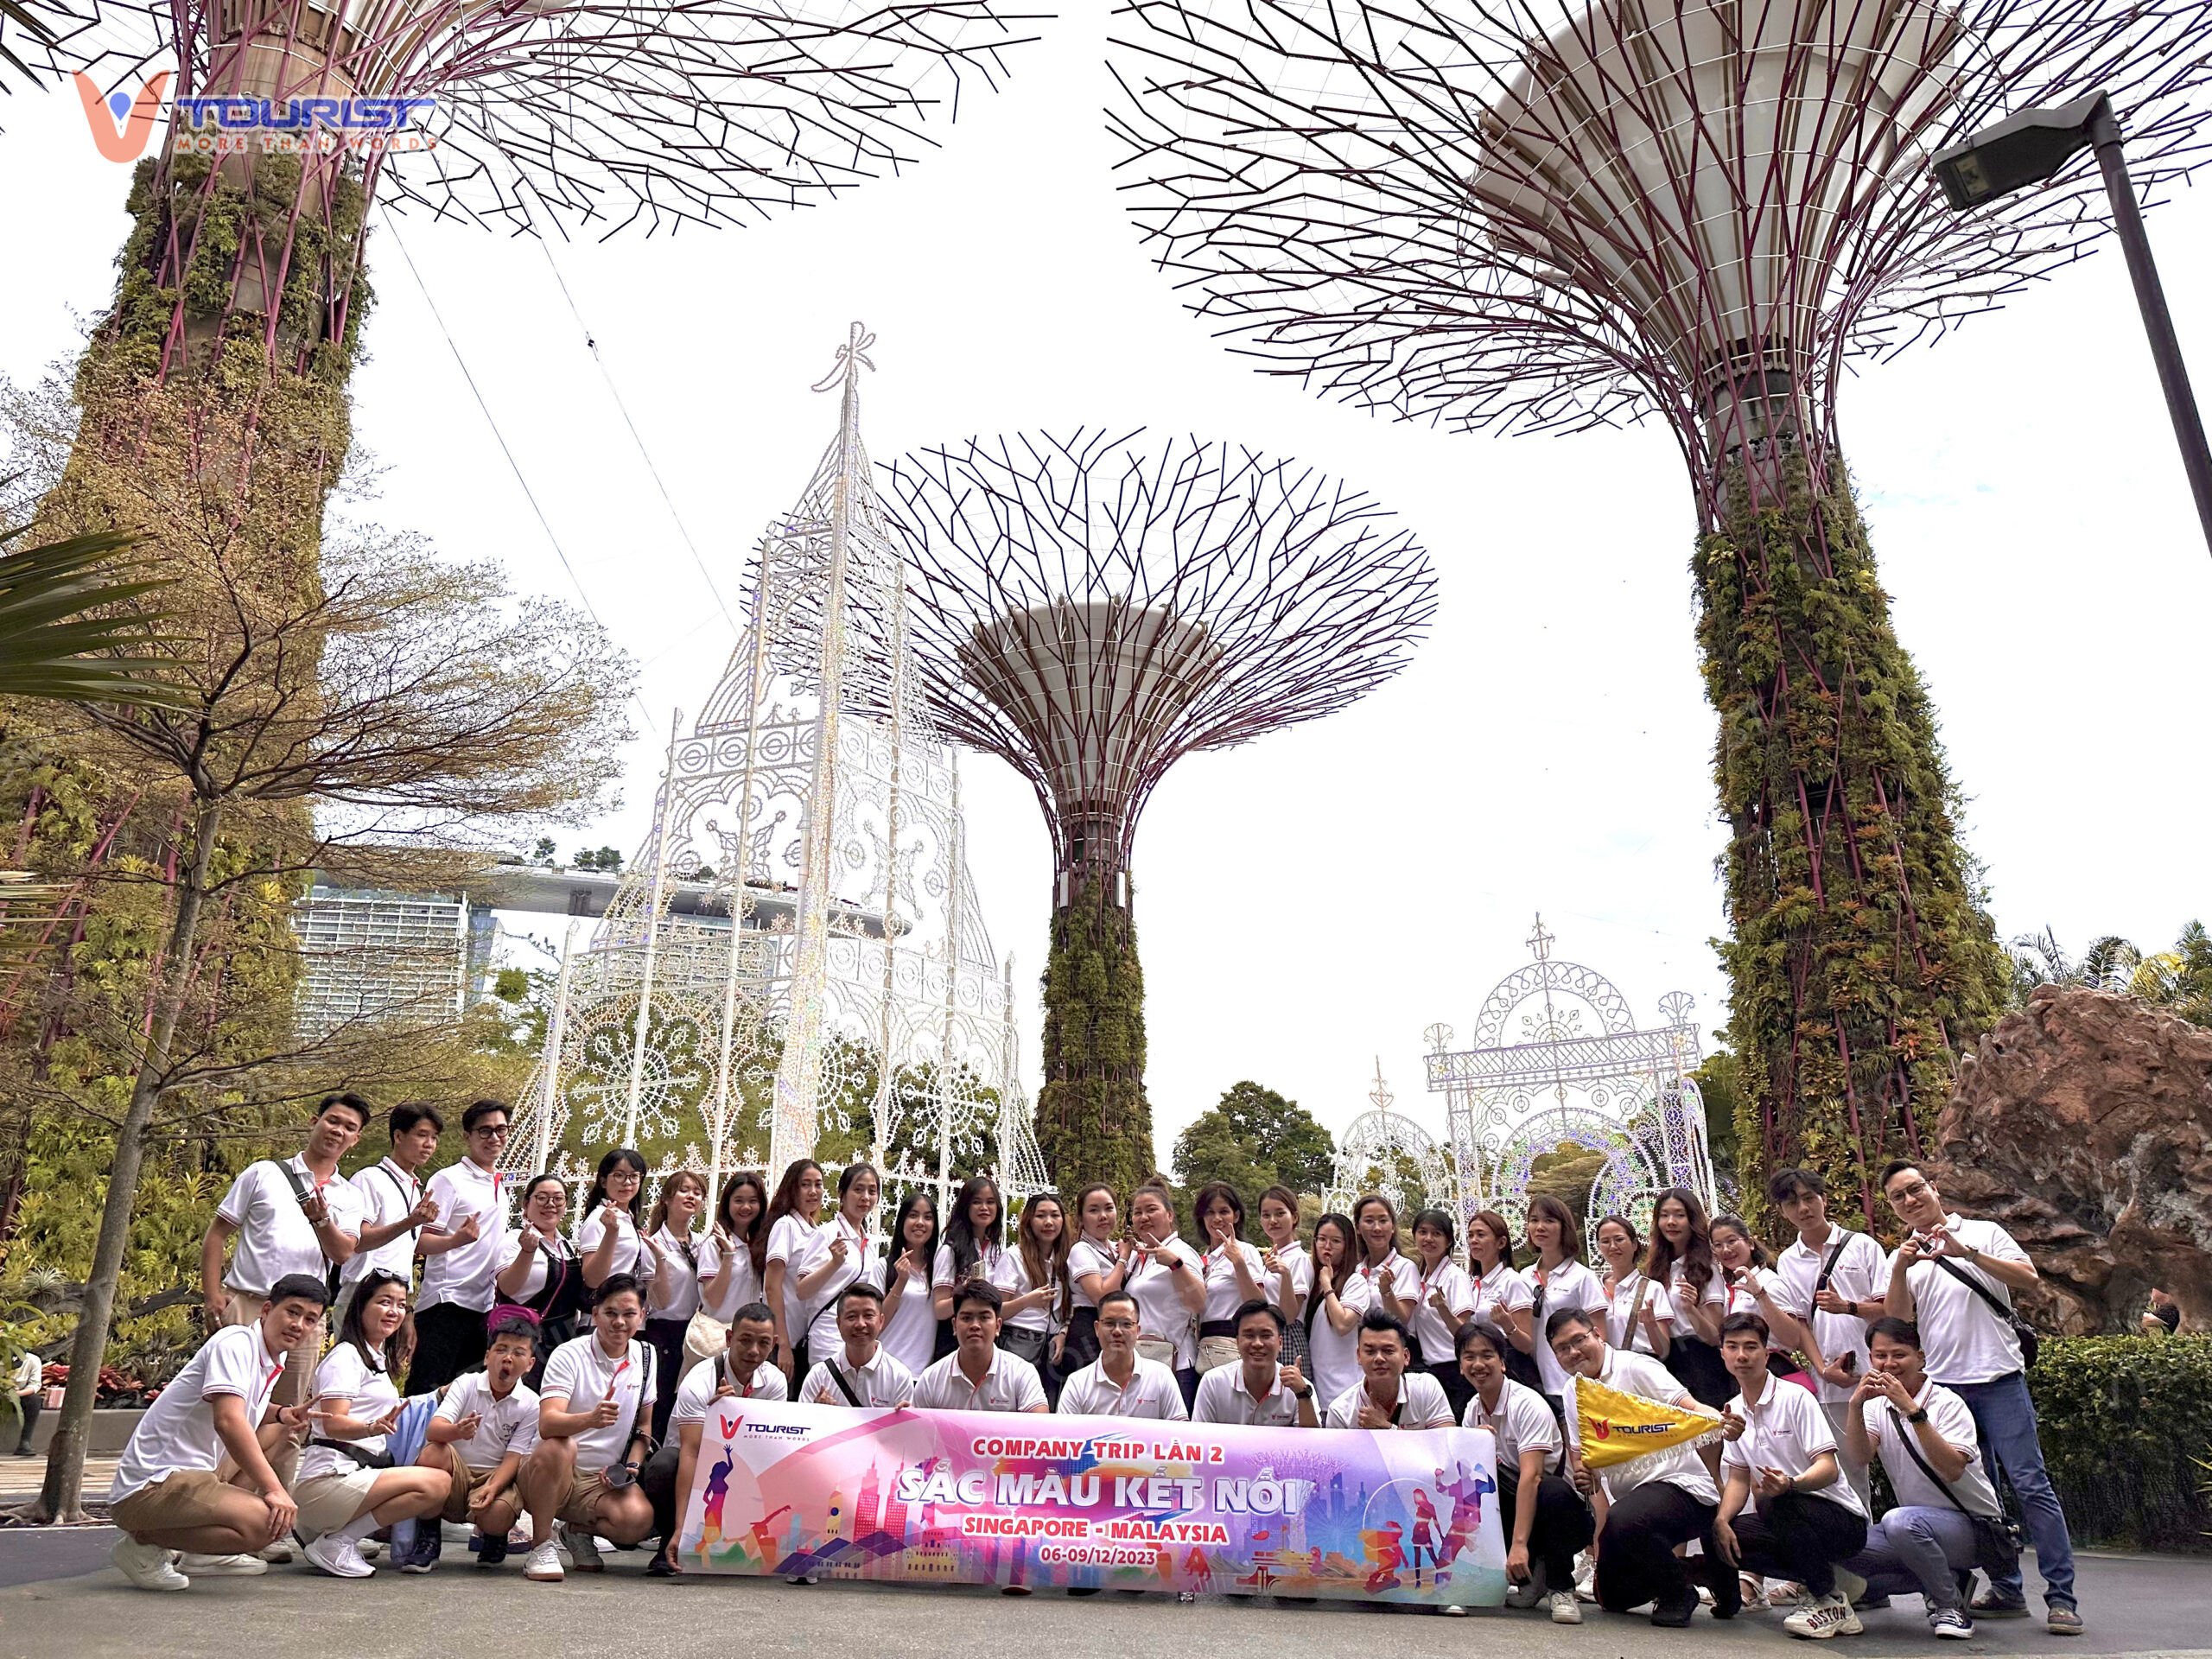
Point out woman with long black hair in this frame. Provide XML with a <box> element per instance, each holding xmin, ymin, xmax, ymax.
<box><xmin>497</xmin><ymin>1176</ymin><xmax>589</xmax><ymax>1383</ymax></box>
<box><xmin>1649</xmin><ymin>1185</ymin><xmax>1731</xmax><ymax>1408</ymax></box>
<box><xmin>932</xmin><ymin>1177</ymin><xmax>1018</xmax><ymax>1359</ymax></box>
<box><xmin>761</xmin><ymin>1159</ymin><xmax>826</xmax><ymax>1378</ymax></box>
<box><xmin>879</xmin><ymin>1190</ymin><xmax>941</xmax><ymax>1376</ymax></box>
<box><xmin>1060</xmin><ymin>1184</ymin><xmax>1127</xmax><ymax>1377</ymax></box>
<box><xmin>640</xmin><ymin>1169</ymin><xmax>708</xmax><ymax>1442</ymax></box>
<box><xmin>576</xmin><ymin>1148</ymin><xmax>652</xmax><ymax>1294</ymax></box>
<box><xmin>793</xmin><ymin>1163</ymin><xmax>883</xmax><ymax>1367</ymax></box>
<box><xmin>1006</xmin><ymin>1193</ymin><xmax>1071</xmax><ymax>1403</ymax></box>
<box><xmin>1519</xmin><ymin>1193</ymin><xmax>1609</xmax><ymax>1421</ymax></box>
<box><xmin>696</xmin><ymin>1172</ymin><xmax>767</xmax><ymax>1339</ymax></box>
<box><xmin>1303</xmin><ymin>1212</ymin><xmax>1367</xmax><ymax>1411</ymax></box>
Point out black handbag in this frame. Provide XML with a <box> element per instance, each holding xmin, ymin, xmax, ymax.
<box><xmin>1932</xmin><ymin>1257</ymin><xmax>2040</xmax><ymax>1368</ymax></box>
<box><xmin>1888</xmin><ymin>1407</ymin><xmax>2027</xmax><ymax>1573</ymax></box>
<box><xmin>997</xmin><ymin>1325</ymin><xmax>1051</xmax><ymax>1367</ymax></box>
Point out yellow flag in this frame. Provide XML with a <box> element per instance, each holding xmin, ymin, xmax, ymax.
<box><xmin>1574</xmin><ymin>1376</ymin><xmax>1720</xmax><ymax>1469</ymax></box>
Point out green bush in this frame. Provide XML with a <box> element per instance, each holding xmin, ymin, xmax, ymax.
<box><xmin>2027</xmin><ymin>1335</ymin><xmax>2212</xmax><ymax>1552</ymax></box>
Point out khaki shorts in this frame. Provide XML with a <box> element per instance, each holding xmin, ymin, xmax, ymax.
<box><xmin>219</xmin><ymin>1285</ymin><xmax>324</xmax><ymax>1407</ymax></box>
<box><xmin>294</xmin><ymin>1467</ymin><xmax>380</xmax><ymax>1537</ymax></box>
<box><xmin>111</xmin><ymin>1470</ymin><xmax>233</xmax><ymax>1537</ymax></box>
<box><xmin>554</xmin><ymin>1471</ymin><xmax>611</xmax><ymax>1530</ymax></box>
<box><xmin>440</xmin><ymin>1458</ymin><xmax>499</xmax><ymax>1524</ymax></box>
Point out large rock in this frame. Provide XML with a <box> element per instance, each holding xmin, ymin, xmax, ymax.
<box><xmin>1934</xmin><ymin>985</ymin><xmax>2212</xmax><ymax>1334</ymax></box>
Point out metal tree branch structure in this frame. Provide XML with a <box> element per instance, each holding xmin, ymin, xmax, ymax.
<box><xmin>886</xmin><ymin>429</ymin><xmax>1436</xmax><ymax>1193</ymax></box>
<box><xmin>1108</xmin><ymin>0</ymin><xmax>2212</xmax><ymax>1217</ymax></box>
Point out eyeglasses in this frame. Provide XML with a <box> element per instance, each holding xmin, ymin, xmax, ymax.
<box><xmin>1889</xmin><ymin>1179</ymin><xmax>1934</xmax><ymax>1203</ymax></box>
<box><xmin>472</xmin><ymin>1124</ymin><xmax>511</xmax><ymax>1139</ymax></box>
<box><xmin>1096</xmin><ymin>1319</ymin><xmax>1140</xmax><ymax>1332</ymax></box>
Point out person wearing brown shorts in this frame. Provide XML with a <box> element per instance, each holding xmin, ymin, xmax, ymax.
<box><xmin>519</xmin><ymin>1274</ymin><xmax>657</xmax><ymax>1582</ymax></box>
<box><xmin>403</xmin><ymin>1310</ymin><xmax>543</xmax><ymax>1570</ymax></box>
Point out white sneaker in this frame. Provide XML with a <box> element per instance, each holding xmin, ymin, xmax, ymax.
<box><xmin>176</xmin><ymin>1552</ymin><xmax>268</xmax><ymax>1576</ymax></box>
<box><xmin>357</xmin><ymin>1540</ymin><xmax>383</xmax><ymax>1560</ymax></box>
<box><xmin>560</xmin><ymin>1522</ymin><xmax>603</xmax><ymax>1573</ymax></box>
<box><xmin>524</xmin><ymin>1541</ymin><xmax>565</xmax><ymax>1582</ymax></box>
<box><xmin>1550</xmin><ymin>1591</ymin><xmax>1583</xmax><ymax>1625</ymax></box>
<box><xmin>1784</xmin><ymin>1592</ymin><xmax>1862</xmax><ymax>1639</ymax></box>
<box><xmin>111</xmin><ymin>1539</ymin><xmax>189</xmax><ymax>1592</ymax></box>
<box><xmin>302</xmin><ymin>1535</ymin><xmax>376</xmax><ymax>1579</ymax></box>
<box><xmin>257</xmin><ymin>1540</ymin><xmax>295</xmax><ymax>1564</ymax></box>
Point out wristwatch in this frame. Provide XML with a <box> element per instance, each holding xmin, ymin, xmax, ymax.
<box><xmin>1292</xmin><ymin>1387</ymin><xmax>1313</xmax><ymax>1401</ymax></box>
<box><xmin>1905</xmin><ymin>1407</ymin><xmax>1929</xmax><ymax>1424</ymax></box>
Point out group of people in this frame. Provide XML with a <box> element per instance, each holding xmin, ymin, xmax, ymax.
<box><xmin>105</xmin><ymin>1090</ymin><xmax>2082</xmax><ymax>1642</ymax></box>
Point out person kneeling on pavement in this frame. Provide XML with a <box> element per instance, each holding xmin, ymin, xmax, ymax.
<box><xmin>518</xmin><ymin>1273</ymin><xmax>657</xmax><ymax>1582</ymax></box>
<box><xmin>399</xmin><ymin>1306</ymin><xmax>544</xmax><ymax>1571</ymax></box>
<box><xmin>639</xmin><ymin>1300</ymin><xmax>786</xmax><ymax>1575</ymax></box>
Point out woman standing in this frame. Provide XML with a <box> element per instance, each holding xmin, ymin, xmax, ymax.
<box><xmin>932</xmin><ymin>1177</ymin><xmax>1018</xmax><ymax>1344</ymax></box>
<box><xmin>879</xmin><ymin>1191</ymin><xmax>941</xmax><ymax>1376</ymax></box>
<box><xmin>1302</xmin><ymin>1212</ymin><xmax>1368</xmax><ymax>1411</ymax></box>
<box><xmin>1649</xmin><ymin>1186</ymin><xmax>1731</xmax><ymax>1408</ymax></box>
<box><xmin>1351</xmin><ymin>1194</ymin><xmax>1422</xmax><ymax>1328</ymax></box>
<box><xmin>1255</xmin><ymin>1186</ymin><xmax>1313</xmax><ymax>1365</ymax></box>
<box><xmin>762</xmin><ymin>1160</ymin><xmax>827</xmax><ymax>1379</ymax></box>
<box><xmin>1466</xmin><ymin>1210</ymin><xmax>1536</xmax><ymax>1384</ymax></box>
<box><xmin>640</xmin><ymin>1170</ymin><xmax>708</xmax><ymax>1442</ymax></box>
<box><xmin>497</xmin><ymin>1176</ymin><xmax>589</xmax><ymax>1382</ymax></box>
<box><xmin>1596</xmin><ymin>1214</ymin><xmax>1674</xmax><ymax>1360</ymax></box>
<box><xmin>1122</xmin><ymin>1179</ymin><xmax>1205</xmax><ymax>1407</ymax></box>
<box><xmin>1192</xmin><ymin>1183</ymin><xmax>1268</xmax><ymax>1376</ymax></box>
<box><xmin>695</xmin><ymin>1172</ymin><xmax>767</xmax><ymax>1349</ymax></box>
<box><xmin>1405</xmin><ymin>1208</ymin><xmax>1478</xmax><ymax>1416</ymax></box>
<box><xmin>292</xmin><ymin>1270</ymin><xmax>448</xmax><ymax>1577</ymax></box>
<box><xmin>576</xmin><ymin>1149</ymin><xmax>653</xmax><ymax>1298</ymax></box>
<box><xmin>1061</xmin><ymin>1185</ymin><xmax>1127</xmax><ymax>1376</ymax></box>
<box><xmin>1709</xmin><ymin>1213</ymin><xmax>1821</xmax><ymax>1390</ymax></box>
<box><xmin>1519</xmin><ymin>1194</ymin><xmax>1609</xmax><ymax>1421</ymax></box>
<box><xmin>1005</xmin><ymin>1193</ymin><xmax>1071</xmax><ymax>1402</ymax></box>
<box><xmin>796</xmin><ymin>1164</ymin><xmax>884</xmax><ymax>1369</ymax></box>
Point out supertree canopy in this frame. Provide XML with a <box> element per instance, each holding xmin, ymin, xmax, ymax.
<box><xmin>886</xmin><ymin>430</ymin><xmax>1436</xmax><ymax>1194</ymax></box>
<box><xmin>1109</xmin><ymin>0</ymin><xmax>2212</xmax><ymax>1219</ymax></box>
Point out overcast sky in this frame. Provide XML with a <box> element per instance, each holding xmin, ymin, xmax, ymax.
<box><xmin>4</xmin><ymin>9</ymin><xmax>2209</xmax><ymax>1163</ymax></box>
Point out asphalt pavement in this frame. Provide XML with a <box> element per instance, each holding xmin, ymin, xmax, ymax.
<box><xmin>0</xmin><ymin>1535</ymin><xmax>2203</xmax><ymax>1659</ymax></box>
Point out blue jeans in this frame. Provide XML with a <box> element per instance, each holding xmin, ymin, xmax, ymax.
<box><xmin>1849</xmin><ymin>1505</ymin><xmax>1982</xmax><ymax>1615</ymax></box>
<box><xmin>1949</xmin><ymin>1371</ymin><xmax>2075</xmax><ymax>1610</ymax></box>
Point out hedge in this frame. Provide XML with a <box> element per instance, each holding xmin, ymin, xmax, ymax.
<box><xmin>2025</xmin><ymin>1335</ymin><xmax>2212</xmax><ymax>1553</ymax></box>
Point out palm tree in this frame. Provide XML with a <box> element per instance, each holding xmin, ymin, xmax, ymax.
<box><xmin>0</xmin><ymin>504</ymin><xmax>182</xmax><ymax>710</ymax></box>
<box><xmin>0</xmin><ymin>0</ymin><xmax>57</xmax><ymax>92</ymax></box>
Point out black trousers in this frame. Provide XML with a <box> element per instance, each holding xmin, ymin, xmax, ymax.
<box><xmin>1665</xmin><ymin>1337</ymin><xmax>1734</xmax><ymax>1408</ymax></box>
<box><xmin>1721</xmin><ymin>1493</ymin><xmax>1868</xmax><ymax>1602</ymax></box>
<box><xmin>407</xmin><ymin>1300</ymin><xmax>488</xmax><ymax>1395</ymax></box>
<box><xmin>640</xmin><ymin>1438</ymin><xmax>684</xmax><ymax>1553</ymax></box>
<box><xmin>1498</xmin><ymin>1467</ymin><xmax>1595</xmax><ymax>1586</ymax></box>
<box><xmin>1427</xmin><ymin>1360</ymin><xmax>1475</xmax><ymax>1419</ymax></box>
<box><xmin>1595</xmin><ymin>1479</ymin><xmax>1719</xmax><ymax>1614</ymax></box>
<box><xmin>644</xmin><ymin>1318</ymin><xmax>690</xmax><ymax>1444</ymax></box>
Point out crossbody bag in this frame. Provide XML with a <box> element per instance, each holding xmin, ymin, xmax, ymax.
<box><xmin>1887</xmin><ymin>1405</ymin><xmax>2026</xmax><ymax>1573</ymax></box>
<box><xmin>1931</xmin><ymin>1256</ymin><xmax>2040</xmax><ymax>1368</ymax></box>
<box><xmin>276</xmin><ymin>1163</ymin><xmax>343</xmax><ymax>1300</ymax></box>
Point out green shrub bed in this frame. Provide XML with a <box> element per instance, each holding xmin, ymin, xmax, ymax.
<box><xmin>2027</xmin><ymin>1336</ymin><xmax>2212</xmax><ymax>1553</ymax></box>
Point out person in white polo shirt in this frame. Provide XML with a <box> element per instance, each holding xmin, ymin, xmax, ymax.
<box><xmin>1324</xmin><ymin>1312</ymin><xmax>1455</xmax><ymax>1430</ymax></box>
<box><xmin>1880</xmin><ymin>1160</ymin><xmax>2078</xmax><ymax>1636</ymax></box>
<box><xmin>1455</xmin><ymin>1319</ymin><xmax>1588</xmax><ymax>1624</ymax></box>
<box><xmin>1711</xmin><ymin>1311</ymin><xmax>1869</xmax><ymax>1638</ymax></box>
<box><xmin>1550</xmin><ymin>1305</ymin><xmax>1725</xmax><ymax>1628</ymax></box>
<box><xmin>1057</xmin><ymin>1290</ymin><xmax>1188</xmax><ymax>1420</ymax></box>
<box><xmin>400</xmin><ymin>1307</ymin><xmax>543</xmax><ymax>1573</ymax></box>
<box><xmin>1770</xmin><ymin>1166</ymin><xmax>1890</xmax><ymax>1510</ymax></box>
<box><xmin>640</xmin><ymin>1301</ymin><xmax>785</xmax><ymax>1578</ymax></box>
<box><xmin>200</xmin><ymin>1095</ymin><xmax>369</xmax><ymax>1432</ymax></box>
<box><xmin>336</xmin><ymin>1102</ymin><xmax>445</xmax><ymax>1330</ymax></box>
<box><xmin>1842</xmin><ymin>1316</ymin><xmax>2009</xmax><ymax>1641</ymax></box>
<box><xmin>107</xmin><ymin>1273</ymin><xmax>327</xmax><ymax>1592</ymax></box>
<box><xmin>911</xmin><ymin>1281</ymin><xmax>1048</xmax><ymax>1413</ymax></box>
<box><xmin>1192</xmin><ymin>1300</ymin><xmax>1318</xmax><ymax>1427</ymax></box>
<box><xmin>799</xmin><ymin>1282</ymin><xmax>917</xmax><ymax>1408</ymax></box>
<box><xmin>519</xmin><ymin>1272</ymin><xmax>657</xmax><ymax>1582</ymax></box>
<box><xmin>410</xmin><ymin>1100</ymin><xmax>514</xmax><ymax>1394</ymax></box>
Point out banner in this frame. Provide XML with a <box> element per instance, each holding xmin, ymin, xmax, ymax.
<box><xmin>1573</xmin><ymin>1376</ymin><xmax>1722</xmax><ymax>1469</ymax></box>
<box><xmin>676</xmin><ymin>1400</ymin><xmax>1506</xmax><ymax>1604</ymax></box>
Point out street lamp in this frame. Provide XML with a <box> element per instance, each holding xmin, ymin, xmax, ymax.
<box><xmin>1933</xmin><ymin>91</ymin><xmax>2212</xmax><ymax>558</ymax></box>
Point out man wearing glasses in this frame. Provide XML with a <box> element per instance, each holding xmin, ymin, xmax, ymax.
<box><xmin>1056</xmin><ymin>1290</ymin><xmax>1189</xmax><ymax>1421</ymax></box>
<box><xmin>410</xmin><ymin>1100</ymin><xmax>515</xmax><ymax>1392</ymax></box>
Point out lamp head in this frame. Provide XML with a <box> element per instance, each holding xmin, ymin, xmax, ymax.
<box><xmin>1931</xmin><ymin>90</ymin><xmax>2109</xmax><ymax>211</ymax></box>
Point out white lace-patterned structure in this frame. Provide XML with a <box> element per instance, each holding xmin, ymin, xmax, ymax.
<box><xmin>499</xmin><ymin>327</ymin><xmax>1050</xmax><ymax>1225</ymax></box>
<box><xmin>1423</xmin><ymin>917</ymin><xmax>1715</xmax><ymax>1233</ymax></box>
<box><xmin>1323</xmin><ymin>1059</ymin><xmax>1462</xmax><ymax>1224</ymax></box>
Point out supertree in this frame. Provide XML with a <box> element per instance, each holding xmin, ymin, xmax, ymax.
<box><xmin>885</xmin><ymin>429</ymin><xmax>1436</xmax><ymax>1195</ymax></box>
<box><xmin>1107</xmin><ymin>0</ymin><xmax>2212</xmax><ymax>1220</ymax></box>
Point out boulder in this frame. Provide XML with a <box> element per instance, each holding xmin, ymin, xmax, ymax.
<box><xmin>1934</xmin><ymin>985</ymin><xmax>2212</xmax><ymax>1335</ymax></box>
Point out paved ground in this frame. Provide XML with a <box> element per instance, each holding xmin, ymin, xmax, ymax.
<box><xmin>0</xmin><ymin>1457</ymin><xmax>118</xmax><ymax>1511</ymax></box>
<box><xmin>0</xmin><ymin>1537</ymin><xmax>2201</xmax><ymax>1659</ymax></box>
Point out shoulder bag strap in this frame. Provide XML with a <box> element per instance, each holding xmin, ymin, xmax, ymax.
<box><xmin>825</xmin><ymin>1362</ymin><xmax>866</xmax><ymax>1409</ymax></box>
<box><xmin>1931</xmin><ymin>1255</ymin><xmax>2012</xmax><ymax>1319</ymax></box>
<box><xmin>1886</xmin><ymin>1405</ymin><xmax>1981</xmax><ymax>1517</ymax></box>
<box><xmin>1814</xmin><ymin>1234</ymin><xmax>1851</xmax><ymax>1292</ymax></box>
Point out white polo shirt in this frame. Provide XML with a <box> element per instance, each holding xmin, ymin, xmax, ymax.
<box><xmin>1306</xmin><ymin>1267</ymin><xmax>1374</xmax><ymax>1408</ymax></box>
<box><xmin>538</xmin><ymin>1334</ymin><xmax>654</xmax><ymax>1473</ymax></box>
<box><xmin>1262</xmin><ymin>1241</ymin><xmax>1313</xmax><ymax>1315</ymax></box>
<box><xmin>1467</xmin><ymin>1262</ymin><xmax>1533</xmax><ymax>1332</ymax></box>
<box><xmin>799</xmin><ymin>1347</ymin><xmax>917</xmax><ymax>1408</ymax></box>
<box><xmin>1666</xmin><ymin>1258</ymin><xmax>1727</xmax><ymax>1338</ymax></box>
<box><xmin>880</xmin><ymin>1261</ymin><xmax>938</xmax><ymax>1375</ymax></box>
<box><xmin>1723</xmin><ymin>1371</ymin><xmax>1866</xmax><ymax>1517</ymax></box>
<box><xmin>1350</xmin><ymin>1249</ymin><xmax>1422</xmax><ymax>1316</ymax></box>
<box><xmin>1067</xmin><ymin>1238</ymin><xmax>1119</xmax><ymax>1310</ymax></box>
<box><xmin>342</xmin><ymin>1157</ymin><xmax>425</xmax><ymax>1287</ymax></box>
<box><xmin>1057</xmin><ymin>1357</ymin><xmax>1189</xmax><ymax>1420</ymax></box>
<box><xmin>1526</xmin><ymin>1261</ymin><xmax>1610</xmax><ymax>1397</ymax></box>
<box><xmin>1777</xmin><ymin>1227</ymin><xmax>1890</xmax><ymax>1405</ymax></box>
<box><xmin>696</xmin><ymin>1230</ymin><xmax>762</xmax><ymax>1324</ymax></box>
<box><xmin>1192</xmin><ymin>1361</ymin><xmax>1308</xmax><ymax>1427</ymax></box>
<box><xmin>1567</xmin><ymin>1349</ymin><xmax>1719</xmax><ymax>1505</ymax></box>
<box><xmin>297</xmin><ymin>1341</ymin><xmax>402</xmax><ymax>1482</ymax></box>
<box><xmin>647</xmin><ymin>1224</ymin><xmax>702</xmax><ymax>1320</ymax></box>
<box><xmin>1122</xmin><ymin>1236</ymin><xmax>1202</xmax><ymax>1369</ymax></box>
<box><xmin>1325</xmin><ymin>1370</ymin><xmax>1455</xmax><ymax>1430</ymax></box>
<box><xmin>418</xmin><ymin>1158</ymin><xmax>509</xmax><ymax>1313</ymax></box>
<box><xmin>798</xmin><ymin>1215</ymin><xmax>881</xmax><ymax>1355</ymax></box>
<box><xmin>574</xmin><ymin>1206</ymin><xmax>653</xmax><ymax>1286</ymax></box>
<box><xmin>1406</xmin><ymin>1257</ymin><xmax>1477</xmax><ymax>1366</ymax></box>
<box><xmin>766</xmin><ymin>1212</ymin><xmax>825</xmax><ymax>1336</ymax></box>
<box><xmin>1464</xmin><ymin>1377</ymin><xmax>1563</xmax><ymax>1475</ymax></box>
<box><xmin>1604</xmin><ymin>1272</ymin><xmax>1675</xmax><ymax>1356</ymax></box>
<box><xmin>910</xmin><ymin>1346</ymin><xmax>1048</xmax><ymax>1413</ymax></box>
<box><xmin>1002</xmin><ymin>1247</ymin><xmax>1064</xmax><ymax>1335</ymax></box>
<box><xmin>1863</xmin><ymin>1377</ymin><xmax>2001</xmax><ymax>1516</ymax></box>
<box><xmin>1889</xmin><ymin>1216</ymin><xmax>2032</xmax><ymax>1384</ymax></box>
<box><xmin>1197</xmin><ymin>1240</ymin><xmax>1268</xmax><ymax>1324</ymax></box>
<box><xmin>669</xmin><ymin>1352</ymin><xmax>787</xmax><ymax>1429</ymax></box>
<box><xmin>111</xmin><ymin>1323</ymin><xmax>285</xmax><ymax>1503</ymax></box>
<box><xmin>431</xmin><ymin>1370</ymin><xmax>541</xmax><ymax>1469</ymax></box>
<box><xmin>214</xmin><ymin>1155</ymin><xmax>361</xmax><ymax>1296</ymax></box>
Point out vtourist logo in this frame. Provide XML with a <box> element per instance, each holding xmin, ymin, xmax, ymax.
<box><xmin>76</xmin><ymin>78</ymin><xmax>440</xmax><ymax>162</ymax></box>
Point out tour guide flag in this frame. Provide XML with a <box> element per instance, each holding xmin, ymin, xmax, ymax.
<box><xmin>676</xmin><ymin>1399</ymin><xmax>1506</xmax><ymax>1603</ymax></box>
<box><xmin>1573</xmin><ymin>1375</ymin><xmax>1721</xmax><ymax>1469</ymax></box>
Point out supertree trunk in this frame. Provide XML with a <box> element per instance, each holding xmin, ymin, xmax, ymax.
<box><xmin>1036</xmin><ymin>874</ymin><xmax>1155</xmax><ymax>1196</ymax></box>
<box><xmin>1694</xmin><ymin>451</ymin><xmax>2007</xmax><ymax>1227</ymax></box>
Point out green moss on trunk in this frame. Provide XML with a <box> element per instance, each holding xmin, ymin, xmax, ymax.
<box><xmin>1035</xmin><ymin>875</ymin><xmax>1155</xmax><ymax>1196</ymax></box>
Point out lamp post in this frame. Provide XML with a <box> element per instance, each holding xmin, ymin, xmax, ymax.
<box><xmin>1933</xmin><ymin>91</ymin><xmax>2212</xmax><ymax>558</ymax></box>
